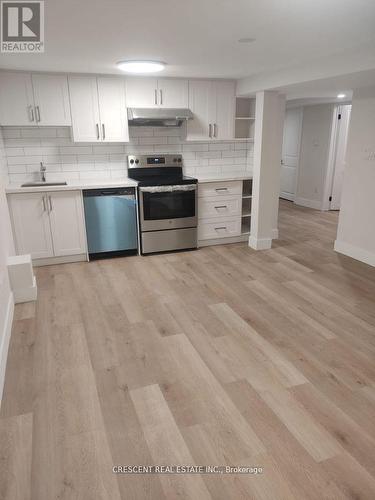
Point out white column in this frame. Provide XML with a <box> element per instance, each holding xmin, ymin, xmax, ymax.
<box><xmin>249</xmin><ymin>90</ymin><xmax>285</xmax><ymax>250</ymax></box>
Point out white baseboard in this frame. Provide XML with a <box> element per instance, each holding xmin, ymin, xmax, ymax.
<box><xmin>280</xmin><ymin>193</ymin><xmax>295</xmax><ymax>202</ymax></box>
<box><xmin>198</xmin><ymin>234</ymin><xmax>249</xmax><ymax>247</ymax></box>
<box><xmin>334</xmin><ymin>240</ymin><xmax>375</xmax><ymax>268</ymax></box>
<box><xmin>294</xmin><ymin>197</ymin><xmax>322</xmax><ymax>210</ymax></box>
<box><xmin>0</xmin><ymin>292</ymin><xmax>14</xmax><ymax>404</ymax></box>
<box><xmin>249</xmin><ymin>235</ymin><xmax>272</xmax><ymax>250</ymax></box>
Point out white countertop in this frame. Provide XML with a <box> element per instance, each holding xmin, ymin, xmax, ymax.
<box><xmin>6</xmin><ymin>173</ymin><xmax>252</xmax><ymax>194</ymax></box>
<box><xmin>5</xmin><ymin>178</ymin><xmax>138</xmax><ymax>194</ymax></box>
<box><xmin>194</xmin><ymin>173</ymin><xmax>252</xmax><ymax>183</ymax></box>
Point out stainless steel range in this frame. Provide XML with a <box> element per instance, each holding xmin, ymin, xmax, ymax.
<box><xmin>127</xmin><ymin>154</ymin><xmax>198</xmax><ymax>254</ymax></box>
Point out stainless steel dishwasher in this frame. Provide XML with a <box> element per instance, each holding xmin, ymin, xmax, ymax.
<box><xmin>83</xmin><ymin>187</ymin><xmax>138</xmax><ymax>259</ymax></box>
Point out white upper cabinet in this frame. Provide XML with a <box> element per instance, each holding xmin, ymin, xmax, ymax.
<box><xmin>125</xmin><ymin>77</ymin><xmax>158</xmax><ymax>108</ymax></box>
<box><xmin>186</xmin><ymin>80</ymin><xmax>215</xmax><ymax>141</ymax></box>
<box><xmin>97</xmin><ymin>77</ymin><xmax>129</xmax><ymax>142</ymax></box>
<box><xmin>0</xmin><ymin>72</ymin><xmax>71</xmax><ymax>126</ymax></box>
<box><xmin>48</xmin><ymin>191</ymin><xmax>86</xmax><ymax>256</ymax></box>
<box><xmin>125</xmin><ymin>77</ymin><xmax>188</xmax><ymax>108</ymax></box>
<box><xmin>0</xmin><ymin>72</ymin><xmax>35</xmax><ymax>126</ymax></box>
<box><xmin>31</xmin><ymin>74</ymin><xmax>71</xmax><ymax>126</ymax></box>
<box><xmin>213</xmin><ymin>81</ymin><xmax>235</xmax><ymax>140</ymax></box>
<box><xmin>187</xmin><ymin>80</ymin><xmax>235</xmax><ymax>141</ymax></box>
<box><xmin>8</xmin><ymin>192</ymin><xmax>54</xmax><ymax>259</ymax></box>
<box><xmin>69</xmin><ymin>75</ymin><xmax>129</xmax><ymax>142</ymax></box>
<box><xmin>69</xmin><ymin>76</ymin><xmax>101</xmax><ymax>142</ymax></box>
<box><xmin>157</xmin><ymin>79</ymin><xmax>188</xmax><ymax>108</ymax></box>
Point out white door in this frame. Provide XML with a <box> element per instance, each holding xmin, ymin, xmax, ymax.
<box><xmin>0</xmin><ymin>72</ymin><xmax>35</xmax><ymax>126</ymax></box>
<box><xmin>32</xmin><ymin>74</ymin><xmax>71</xmax><ymax>126</ymax></box>
<box><xmin>280</xmin><ymin>107</ymin><xmax>303</xmax><ymax>201</ymax></box>
<box><xmin>330</xmin><ymin>105</ymin><xmax>351</xmax><ymax>210</ymax></box>
<box><xmin>213</xmin><ymin>81</ymin><xmax>235</xmax><ymax>140</ymax></box>
<box><xmin>97</xmin><ymin>77</ymin><xmax>129</xmax><ymax>142</ymax></box>
<box><xmin>8</xmin><ymin>193</ymin><xmax>54</xmax><ymax>259</ymax></box>
<box><xmin>69</xmin><ymin>76</ymin><xmax>101</xmax><ymax>142</ymax></box>
<box><xmin>48</xmin><ymin>191</ymin><xmax>86</xmax><ymax>256</ymax></box>
<box><xmin>125</xmin><ymin>77</ymin><xmax>158</xmax><ymax>108</ymax></box>
<box><xmin>186</xmin><ymin>80</ymin><xmax>214</xmax><ymax>141</ymax></box>
<box><xmin>157</xmin><ymin>79</ymin><xmax>188</xmax><ymax>108</ymax></box>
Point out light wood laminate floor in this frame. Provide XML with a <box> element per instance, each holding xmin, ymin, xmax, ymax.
<box><xmin>1</xmin><ymin>200</ymin><xmax>375</xmax><ymax>499</ymax></box>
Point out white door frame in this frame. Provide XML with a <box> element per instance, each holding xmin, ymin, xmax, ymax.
<box><xmin>322</xmin><ymin>104</ymin><xmax>351</xmax><ymax>211</ymax></box>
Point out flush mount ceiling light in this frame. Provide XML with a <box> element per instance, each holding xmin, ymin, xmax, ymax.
<box><xmin>238</xmin><ymin>37</ymin><xmax>256</xmax><ymax>44</ymax></box>
<box><xmin>337</xmin><ymin>93</ymin><xmax>346</xmax><ymax>99</ymax></box>
<box><xmin>116</xmin><ymin>60</ymin><xmax>166</xmax><ymax>73</ymax></box>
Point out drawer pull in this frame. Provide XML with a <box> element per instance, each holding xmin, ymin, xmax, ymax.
<box><xmin>215</xmin><ymin>187</ymin><xmax>228</xmax><ymax>192</ymax></box>
<box><xmin>215</xmin><ymin>226</ymin><xmax>227</xmax><ymax>231</ymax></box>
<box><xmin>215</xmin><ymin>205</ymin><xmax>227</xmax><ymax>209</ymax></box>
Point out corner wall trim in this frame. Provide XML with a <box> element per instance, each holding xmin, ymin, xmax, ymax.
<box><xmin>334</xmin><ymin>240</ymin><xmax>375</xmax><ymax>268</ymax></box>
<box><xmin>0</xmin><ymin>292</ymin><xmax>14</xmax><ymax>403</ymax></box>
<box><xmin>249</xmin><ymin>235</ymin><xmax>272</xmax><ymax>250</ymax></box>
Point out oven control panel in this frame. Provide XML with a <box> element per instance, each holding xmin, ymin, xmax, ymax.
<box><xmin>128</xmin><ymin>154</ymin><xmax>183</xmax><ymax>168</ymax></box>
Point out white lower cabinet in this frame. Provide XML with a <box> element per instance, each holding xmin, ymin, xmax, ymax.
<box><xmin>197</xmin><ymin>180</ymin><xmax>245</xmax><ymax>245</ymax></box>
<box><xmin>48</xmin><ymin>191</ymin><xmax>86</xmax><ymax>256</ymax></box>
<box><xmin>8</xmin><ymin>191</ymin><xmax>86</xmax><ymax>261</ymax></box>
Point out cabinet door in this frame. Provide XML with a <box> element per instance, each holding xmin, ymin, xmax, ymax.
<box><xmin>0</xmin><ymin>72</ymin><xmax>35</xmax><ymax>126</ymax></box>
<box><xmin>48</xmin><ymin>191</ymin><xmax>86</xmax><ymax>257</ymax></box>
<box><xmin>97</xmin><ymin>77</ymin><xmax>129</xmax><ymax>142</ymax></box>
<box><xmin>157</xmin><ymin>79</ymin><xmax>188</xmax><ymax>108</ymax></box>
<box><xmin>32</xmin><ymin>74</ymin><xmax>71</xmax><ymax>126</ymax></box>
<box><xmin>186</xmin><ymin>80</ymin><xmax>215</xmax><ymax>141</ymax></box>
<box><xmin>69</xmin><ymin>76</ymin><xmax>100</xmax><ymax>142</ymax></box>
<box><xmin>8</xmin><ymin>193</ymin><xmax>53</xmax><ymax>259</ymax></box>
<box><xmin>125</xmin><ymin>77</ymin><xmax>158</xmax><ymax>108</ymax></box>
<box><xmin>213</xmin><ymin>81</ymin><xmax>235</xmax><ymax>140</ymax></box>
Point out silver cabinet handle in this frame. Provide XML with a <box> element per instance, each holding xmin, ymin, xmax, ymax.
<box><xmin>213</xmin><ymin>123</ymin><xmax>217</xmax><ymax>137</ymax></box>
<box><xmin>102</xmin><ymin>123</ymin><xmax>105</xmax><ymax>140</ymax></box>
<box><xmin>215</xmin><ymin>226</ymin><xmax>227</xmax><ymax>231</ymax></box>
<box><xmin>49</xmin><ymin>195</ymin><xmax>53</xmax><ymax>212</ymax></box>
<box><xmin>96</xmin><ymin>123</ymin><xmax>100</xmax><ymax>140</ymax></box>
<box><xmin>42</xmin><ymin>195</ymin><xmax>46</xmax><ymax>212</ymax></box>
<box><xmin>154</xmin><ymin>89</ymin><xmax>158</xmax><ymax>105</ymax></box>
<box><xmin>215</xmin><ymin>205</ymin><xmax>228</xmax><ymax>209</ymax></box>
<box><xmin>160</xmin><ymin>89</ymin><xmax>163</xmax><ymax>105</ymax></box>
<box><xmin>215</xmin><ymin>187</ymin><xmax>228</xmax><ymax>192</ymax></box>
<box><xmin>209</xmin><ymin>123</ymin><xmax>212</xmax><ymax>138</ymax></box>
<box><xmin>35</xmin><ymin>105</ymin><xmax>41</xmax><ymax>122</ymax></box>
<box><xmin>28</xmin><ymin>105</ymin><xmax>34</xmax><ymax>122</ymax></box>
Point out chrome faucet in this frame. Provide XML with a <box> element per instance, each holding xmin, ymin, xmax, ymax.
<box><xmin>40</xmin><ymin>162</ymin><xmax>46</xmax><ymax>182</ymax></box>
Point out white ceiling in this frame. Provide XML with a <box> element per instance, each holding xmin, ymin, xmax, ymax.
<box><xmin>1</xmin><ymin>0</ymin><xmax>375</xmax><ymax>85</ymax></box>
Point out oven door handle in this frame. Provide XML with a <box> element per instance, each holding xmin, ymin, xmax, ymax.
<box><xmin>139</xmin><ymin>184</ymin><xmax>197</xmax><ymax>193</ymax></box>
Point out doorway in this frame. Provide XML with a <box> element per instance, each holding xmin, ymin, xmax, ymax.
<box><xmin>280</xmin><ymin>107</ymin><xmax>303</xmax><ymax>201</ymax></box>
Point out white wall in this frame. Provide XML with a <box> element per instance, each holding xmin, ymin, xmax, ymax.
<box><xmin>0</xmin><ymin>127</ymin><xmax>15</xmax><ymax>401</ymax></box>
<box><xmin>295</xmin><ymin>104</ymin><xmax>335</xmax><ymax>209</ymax></box>
<box><xmin>335</xmin><ymin>86</ymin><xmax>375</xmax><ymax>267</ymax></box>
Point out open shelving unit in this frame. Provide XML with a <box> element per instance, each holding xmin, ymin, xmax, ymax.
<box><xmin>235</xmin><ymin>97</ymin><xmax>256</xmax><ymax>139</ymax></box>
<box><xmin>241</xmin><ymin>179</ymin><xmax>253</xmax><ymax>234</ymax></box>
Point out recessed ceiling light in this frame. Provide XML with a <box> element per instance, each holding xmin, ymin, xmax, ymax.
<box><xmin>337</xmin><ymin>93</ymin><xmax>346</xmax><ymax>99</ymax></box>
<box><xmin>116</xmin><ymin>60</ymin><xmax>166</xmax><ymax>73</ymax></box>
<box><xmin>238</xmin><ymin>37</ymin><xmax>256</xmax><ymax>44</ymax></box>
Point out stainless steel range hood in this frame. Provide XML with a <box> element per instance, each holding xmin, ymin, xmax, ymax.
<box><xmin>127</xmin><ymin>108</ymin><xmax>193</xmax><ymax>127</ymax></box>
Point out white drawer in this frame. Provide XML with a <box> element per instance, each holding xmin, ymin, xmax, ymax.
<box><xmin>198</xmin><ymin>181</ymin><xmax>242</xmax><ymax>198</ymax></box>
<box><xmin>198</xmin><ymin>216</ymin><xmax>241</xmax><ymax>240</ymax></box>
<box><xmin>198</xmin><ymin>196</ymin><xmax>241</xmax><ymax>219</ymax></box>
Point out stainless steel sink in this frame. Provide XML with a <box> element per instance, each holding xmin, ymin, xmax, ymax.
<box><xmin>21</xmin><ymin>181</ymin><xmax>68</xmax><ymax>187</ymax></box>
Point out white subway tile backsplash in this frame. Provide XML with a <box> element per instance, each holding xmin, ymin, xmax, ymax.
<box><xmin>2</xmin><ymin>125</ymin><xmax>252</xmax><ymax>184</ymax></box>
